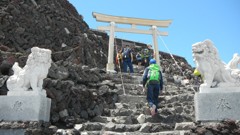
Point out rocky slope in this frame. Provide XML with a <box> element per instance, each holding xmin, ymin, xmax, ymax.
<box><xmin>0</xmin><ymin>0</ymin><xmax>108</xmax><ymax>73</ymax></box>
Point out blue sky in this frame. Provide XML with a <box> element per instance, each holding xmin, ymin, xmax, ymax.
<box><xmin>68</xmin><ymin>0</ymin><xmax>240</xmax><ymax>67</ymax></box>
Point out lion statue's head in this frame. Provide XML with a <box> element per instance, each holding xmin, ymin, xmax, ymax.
<box><xmin>192</xmin><ymin>39</ymin><xmax>219</xmax><ymax>64</ymax></box>
<box><xmin>26</xmin><ymin>47</ymin><xmax>52</xmax><ymax>69</ymax></box>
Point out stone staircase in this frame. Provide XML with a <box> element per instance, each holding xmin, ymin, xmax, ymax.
<box><xmin>58</xmin><ymin>67</ymin><xmax>196</xmax><ymax>135</ymax></box>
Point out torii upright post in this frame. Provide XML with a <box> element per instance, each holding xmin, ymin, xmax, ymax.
<box><xmin>106</xmin><ymin>22</ymin><xmax>115</xmax><ymax>72</ymax></box>
<box><xmin>152</xmin><ymin>26</ymin><xmax>160</xmax><ymax>67</ymax></box>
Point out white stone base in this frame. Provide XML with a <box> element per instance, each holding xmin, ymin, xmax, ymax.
<box><xmin>106</xmin><ymin>63</ymin><xmax>116</xmax><ymax>73</ymax></box>
<box><xmin>7</xmin><ymin>90</ymin><xmax>47</xmax><ymax>97</ymax></box>
<box><xmin>195</xmin><ymin>91</ymin><xmax>240</xmax><ymax>121</ymax></box>
<box><xmin>0</xmin><ymin>94</ymin><xmax>51</xmax><ymax>121</ymax></box>
<box><xmin>200</xmin><ymin>87</ymin><xmax>240</xmax><ymax>93</ymax></box>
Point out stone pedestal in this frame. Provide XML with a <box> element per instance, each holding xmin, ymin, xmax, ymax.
<box><xmin>0</xmin><ymin>129</ymin><xmax>24</xmax><ymax>135</ymax></box>
<box><xmin>195</xmin><ymin>88</ymin><xmax>240</xmax><ymax>121</ymax></box>
<box><xmin>0</xmin><ymin>91</ymin><xmax>51</xmax><ymax>122</ymax></box>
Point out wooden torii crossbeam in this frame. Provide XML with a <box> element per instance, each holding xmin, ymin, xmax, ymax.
<box><xmin>92</xmin><ymin>12</ymin><xmax>172</xmax><ymax>72</ymax></box>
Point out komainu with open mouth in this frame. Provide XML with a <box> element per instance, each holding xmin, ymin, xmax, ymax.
<box><xmin>192</xmin><ymin>39</ymin><xmax>240</xmax><ymax>88</ymax></box>
<box><xmin>7</xmin><ymin>47</ymin><xmax>52</xmax><ymax>92</ymax></box>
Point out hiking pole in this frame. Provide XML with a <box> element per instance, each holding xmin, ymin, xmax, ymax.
<box><xmin>119</xmin><ymin>62</ymin><xmax>126</xmax><ymax>95</ymax></box>
<box><xmin>115</xmin><ymin>44</ymin><xmax>126</xmax><ymax>95</ymax></box>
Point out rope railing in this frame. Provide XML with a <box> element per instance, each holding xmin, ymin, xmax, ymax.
<box><xmin>0</xmin><ymin>45</ymin><xmax>80</xmax><ymax>58</ymax></box>
<box><xmin>158</xmin><ymin>35</ymin><xmax>202</xmax><ymax>92</ymax></box>
<box><xmin>158</xmin><ymin>35</ymin><xmax>184</xmax><ymax>76</ymax></box>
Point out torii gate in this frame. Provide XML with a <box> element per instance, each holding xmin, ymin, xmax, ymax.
<box><xmin>92</xmin><ymin>12</ymin><xmax>172</xmax><ymax>72</ymax></box>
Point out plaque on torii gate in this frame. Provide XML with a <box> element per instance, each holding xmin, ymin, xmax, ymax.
<box><xmin>92</xmin><ymin>12</ymin><xmax>172</xmax><ymax>72</ymax></box>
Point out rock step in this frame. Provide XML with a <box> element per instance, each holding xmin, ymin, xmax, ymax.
<box><xmin>74</xmin><ymin>122</ymin><xmax>174</xmax><ymax>133</ymax></box>
<box><xmin>162</xmin><ymin>90</ymin><xmax>195</xmax><ymax>96</ymax></box>
<box><xmin>116</xmin><ymin>95</ymin><xmax>194</xmax><ymax>120</ymax></box>
<box><xmin>91</xmin><ymin>115</ymin><xmax>165</xmax><ymax>124</ymax></box>
<box><xmin>116</xmin><ymin>83</ymin><xmax>195</xmax><ymax>96</ymax></box>
<box><xmin>111</xmin><ymin>75</ymin><xmax>142</xmax><ymax>84</ymax></box>
<box><xmin>78</xmin><ymin>122</ymin><xmax>195</xmax><ymax>135</ymax></box>
<box><xmin>106</xmin><ymin>73</ymin><xmax>142</xmax><ymax>80</ymax></box>
<box><xmin>107</xmin><ymin>108</ymin><xmax>194</xmax><ymax>124</ymax></box>
<box><xmin>115</xmin><ymin>84</ymin><xmax>144</xmax><ymax>95</ymax></box>
<box><xmin>80</xmin><ymin>130</ymin><xmax>191</xmax><ymax>135</ymax></box>
<box><xmin>118</xmin><ymin>94</ymin><xmax>194</xmax><ymax>109</ymax></box>
<box><xmin>116</xmin><ymin>87</ymin><xmax>194</xmax><ymax>96</ymax></box>
<box><xmin>118</xmin><ymin>95</ymin><xmax>147</xmax><ymax>109</ymax></box>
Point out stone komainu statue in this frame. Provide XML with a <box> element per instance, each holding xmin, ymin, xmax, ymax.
<box><xmin>192</xmin><ymin>39</ymin><xmax>240</xmax><ymax>88</ymax></box>
<box><xmin>7</xmin><ymin>47</ymin><xmax>52</xmax><ymax>92</ymax></box>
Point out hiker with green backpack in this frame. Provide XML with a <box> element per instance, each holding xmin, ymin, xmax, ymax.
<box><xmin>142</xmin><ymin>59</ymin><xmax>163</xmax><ymax>116</ymax></box>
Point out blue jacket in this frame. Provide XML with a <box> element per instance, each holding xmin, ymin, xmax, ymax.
<box><xmin>142</xmin><ymin>65</ymin><xmax>163</xmax><ymax>90</ymax></box>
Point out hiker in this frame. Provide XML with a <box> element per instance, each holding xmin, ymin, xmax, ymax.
<box><xmin>142</xmin><ymin>59</ymin><xmax>163</xmax><ymax>116</ymax></box>
<box><xmin>193</xmin><ymin>68</ymin><xmax>203</xmax><ymax>91</ymax></box>
<box><xmin>193</xmin><ymin>69</ymin><xmax>202</xmax><ymax>78</ymax></box>
<box><xmin>122</xmin><ymin>45</ymin><xmax>134</xmax><ymax>73</ymax></box>
<box><xmin>141</xmin><ymin>47</ymin><xmax>151</xmax><ymax>68</ymax></box>
<box><xmin>136</xmin><ymin>52</ymin><xmax>142</xmax><ymax>67</ymax></box>
<box><xmin>115</xmin><ymin>49</ymin><xmax>123</xmax><ymax>72</ymax></box>
<box><xmin>193</xmin><ymin>68</ymin><xmax>204</xmax><ymax>82</ymax></box>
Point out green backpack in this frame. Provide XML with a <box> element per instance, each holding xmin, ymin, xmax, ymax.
<box><xmin>148</xmin><ymin>64</ymin><xmax>160</xmax><ymax>82</ymax></box>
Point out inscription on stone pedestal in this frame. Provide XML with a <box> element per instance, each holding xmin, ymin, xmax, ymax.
<box><xmin>13</xmin><ymin>101</ymin><xmax>23</xmax><ymax>112</ymax></box>
<box><xmin>216</xmin><ymin>98</ymin><xmax>231</xmax><ymax>111</ymax></box>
